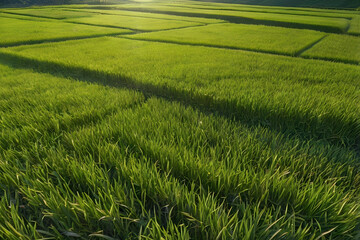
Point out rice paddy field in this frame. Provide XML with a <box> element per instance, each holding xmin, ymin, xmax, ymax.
<box><xmin>0</xmin><ymin>1</ymin><xmax>359</xmax><ymax>239</ymax></box>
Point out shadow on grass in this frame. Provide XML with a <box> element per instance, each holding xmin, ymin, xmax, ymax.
<box><xmin>0</xmin><ymin>51</ymin><xmax>358</xmax><ymax>154</ymax></box>
<box><xmin>166</xmin><ymin>4</ymin><xmax>353</xmax><ymax>19</ymax></box>
<box><xmin>84</xmin><ymin>7</ymin><xmax>347</xmax><ymax>33</ymax></box>
<box><xmin>120</xmin><ymin>36</ymin><xmax>359</xmax><ymax>66</ymax></box>
<box><xmin>0</xmin><ymin>32</ymin><xmax>132</xmax><ymax>48</ymax></box>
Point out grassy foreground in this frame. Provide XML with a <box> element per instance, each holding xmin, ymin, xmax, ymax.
<box><xmin>0</xmin><ymin>61</ymin><xmax>359</xmax><ymax>239</ymax></box>
<box><xmin>0</xmin><ymin>1</ymin><xmax>359</xmax><ymax>239</ymax></box>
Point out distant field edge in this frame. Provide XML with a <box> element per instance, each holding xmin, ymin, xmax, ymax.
<box><xmin>95</xmin><ymin>7</ymin><xmax>348</xmax><ymax>33</ymax></box>
<box><xmin>192</xmin><ymin>0</ymin><xmax>360</xmax><ymax>9</ymax></box>
<box><xmin>121</xmin><ymin>36</ymin><xmax>359</xmax><ymax>66</ymax></box>
<box><xmin>0</xmin><ymin>32</ymin><xmax>131</xmax><ymax>48</ymax></box>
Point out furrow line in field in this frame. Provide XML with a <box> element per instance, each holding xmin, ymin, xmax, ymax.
<box><xmin>111</xmin><ymin>8</ymin><xmax>347</xmax><ymax>33</ymax></box>
<box><xmin>300</xmin><ymin>55</ymin><xmax>360</xmax><ymax>65</ymax></box>
<box><xmin>62</xmin><ymin>8</ymin><xmax>215</xmax><ymax>24</ymax></box>
<box><xmin>164</xmin><ymin>4</ymin><xmax>354</xmax><ymax>19</ymax></box>
<box><xmin>1</xmin><ymin>11</ymin><xmax>65</xmax><ymax>20</ymax></box>
<box><xmin>119</xmin><ymin>35</ymin><xmax>360</xmax><ymax>66</ymax></box>
<box><xmin>119</xmin><ymin>35</ymin><xmax>293</xmax><ymax>56</ymax></box>
<box><xmin>0</xmin><ymin>51</ymin><xmax>358</xmax><ymax>154</ymax></box>
<box><xmin>63</xmin><ymin>20</ymin><xmax>209</xmax><ymax>33</ymax></box>
<box><xmin>62</xmin><ymin>20</ymin><xmax>142</xmax><ymax>31</ymax></box>
<box><xmin>0</xmin><ymin>22</ymin><xmax>220</xmax><ymax>48</ymax></box>
<box><xmin>295</xmin><ymin>34</ymin><xmax>329</xmax><ymax>57</ymax></box>
<box><xmin>0</xmin><ymin>13</ymin><xmax>48</xmax><ymax>22</ymax></box>
<box><xmin>0</xmin><ymin>32</ymin><xmax>132</xmax><ymax>48</ymax></box>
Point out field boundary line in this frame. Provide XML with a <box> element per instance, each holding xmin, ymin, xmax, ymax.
<box><xmin>63</xmin><ymin>20</ymin><xmax>208</xmax><ymax>33</ymax></box>
<box><xmin>295</xmin><ymin>34</ymin><xmax>328</xmax><ymax>56</ymax></box>
<box><xmin>300</xmin><ymin>55</ymin><xmax>359</xmax><ymax>65</ymax></box>
<box><xmin>0</xmin><ymin>51</ymin><xmax>358</xmax><ymax>154</ymax></box>
<box><xmin>61</xmin><ymin>8</ymin><xmax>222</xmax><ymax>24</ymax></box>
<box><xmin>1</xmin><ymin>10</ymin><xmax>66</xmax><ymax>20</ymax></box>
<box><xmin>119</xmin><ymin>35</ymin><xmax>292</xmax><ymax>56</ymax></box>
<box><xmin>0</xmin><ymin>12</ymin><xmax>51</xmax><ymax>22</ymax></box>
<box><xmin>119</xmin><ymin>35</ymin><xmax>359</xmax><ymax>66</ymax></box>
<box><xmin>0</xmin><ymin>32</ymin><xmax>132</xmax><ymax>48</ymax></box>
<box><xmin>108</xmin><ymin>8</ymin><xmax>346</xmax><ymax>34</ymax></box>
<box><xmin>164</xmin><ymin>4</ymin><xmax>354</xmax><ymax>19</ymax></box>
<box><xmin>63</xmin><ymin>20</ymin><xmax>142</xmax><ymax>31</ymax></box>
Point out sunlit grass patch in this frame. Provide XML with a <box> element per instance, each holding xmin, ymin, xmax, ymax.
<box><xmin>0</xmin><ymin>16</ymin><xmax>132</xmax><ymax>47</ymax></box>
<box><xmin>0</xmin><ymin>3</ymin><xmax>359</xmax><ymax>239</ymax></box>
<box><xmin>0</xmin><ymin>62</ymin><xmax>359</xmax><ymax>239</ymax></box>
<box><xmin>114</xmin><ymin>4</ymin><xmax>350</xmax><ymax>32</ymax></box>
<box><xmin>301</xmin><ymin>34</ymin><xmax>360</xmax><ymax>64</ymax></box>
<box><xmin>2</xmin><ymin>7</ymin><xmax>94</xmax><ymax>19</ymax></box>
<box><xmin>63</xmin><ymin>7</ymin><xmax>224</xmax><ymax>24</ymax></box>
<box><xmin>165</xmin><ymin>2</ymin><xmax>357</xmax><ymax>19</ymax></box>
<box><xmin>128</xmin><ymin>23</ymin><xmax>325</xmax><ymax>55</ymax></box>
<box><xmin>2</xmin><ymin>37</ymin><xmax>359</xmax><ymax>150</ymax></box>
<box><xmin>348</xmin><ymin>15</ymin><xmax>360</xmax><ymax>35</ymax></box>
<box><xmin>66</xmin><ymin>13</ymin><xmax>203</xmax><ymax>31</ymax></box>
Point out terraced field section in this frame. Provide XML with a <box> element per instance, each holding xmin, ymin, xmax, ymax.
<box><xmin>0</xmin><ymin>1</ymin><xmax>359</xmax><ymax>240</ymax></box>
<box><xmin>348</xmin><ymin>16</ymin><xmax>360</xmax><ymax>35</ymax></box>
<box><xmin>0</xmin><ymin>13</ymin><xmax>132</xmax><ymax>47</ymax></box>
<box><xmin>164</xmin><ymin>2</ymin><xmax>357</xmax><ymax>18</ymax></box>
<box><xmin>2</xmin><ymin>7</ymin><xmax>94</xmax><ymax>19</ymax></box>
<box><xmin>62</xmin><ymin>8</ymin><xmax>225</xmax><ymax>24</ymax></box>
<box><xmin>105</xmin><ymin>4</ymin><xmax>352</xmax><ymax>32</ymax></box>
<box><xmin>127</xmin><ymin>23</ymin><xmax>326</xmax><ymax>55</ymax></box>
<box><xmin>301</xmin><ymin>34</ymin><xmax>360</xmax><ymax>64</ymax></box>
<box><xmin>65</xmin><ymin>14</ymin><xmax>203</xmax><ymax>31</ymax></box>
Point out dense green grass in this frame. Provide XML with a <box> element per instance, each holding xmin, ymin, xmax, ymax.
<box><xmin>0</xmin><ymin>15</ymin><xmax>131</xmax><ymax>47</ymax></box>
<box><xmin>128</xmin><ymin>23</ymin><xmax>325</xmax><ymax>55</ymax></box>
<box><xmin>63</xmin><ymin>7</ymin><xmax>224</xmax><ymax>24</ymax></box>
<box><xmin>198</xmin><ymin>0</ymin><xmax>360</xmax><ymax>8</ymax></box>
<box><xmin>301</xmin><ymin>34</ymin><xmax>360</xmax><ymax>64</ymax></box>
<box><xmin>66</xmin><ymin>13</ymin><xmax>203</xmax><ymax>31</ymax></box>
<box><xmin>0</xmin><ymin>12</ymin><xmax>51</xmax><ymax>21</ymax></box>
<box><xmin>1</xmin><ymin>7</ymin><xmax>94</xmax><ymax>19</ymax></box>
<box><xmin>165</xmin><ymin>2</ymin><xmax>357</xmax><ymax>18</ymax></box>
<box><xmin>0</xmin><ymin>62</ymin><xmax>359</xmax><ymax>239</ymax></box>
<box><xmin>1</xmin><ymin>2</ymin><xmax>360</xmax><ymax>239</ymax></box>
<box><xmin>348</xmin><ymin>16</ymin><xmax>360</xmax><ymax>35</ymax></box>
<box><xmin>114</xmin><ymin>4</ymin><xmax>351</xmax><ymax>32</ymax></box>
<box><xmin>2</xmin><ymin>37</ymin><xmax>359</xmax><ymax>149</ymax></box>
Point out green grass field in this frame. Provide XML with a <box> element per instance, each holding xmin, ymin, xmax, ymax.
<box><xmin>165</xmin><ymin>2</ymin><xmax>358</xmax><ymax>18</ymax></box>
<box><xmin>348</xmin><ymin>16</ymin><xmax>360</xmax><ymax>35</ymax></box>
<box><xmin>0</xmin><ymin>15</ymin><xmax>132</xmax><ymax>47</ymax></box>
<box><xmin>66</xmin><ymin>14</ymin><xmax>203</xmax><ymax>31</ymax></box>
<box><xmin>63</xmin><ymin>7</ymin><xmax>225</xmax><ymax>24</ymax></box>
<box><xmin>128</xmin><ymin>23</ymin><xmax>326</xmax><ymax>55</ymax></box>
<box><xmin>111</xmin><ymin>4</ymin><xmax>351</xmax><ymax>32</ymax></box>
<box><xmin>0</xmin><ymin>1</ymin><xmax>359</xmax><ymax>239</ymax></box>
<box><xmin>2</xmin><ymin>7</ymin><xmax>94</xmax><ymax>19</ymax></box>
<box><xmin>301</xmin><ymin>34</ymin><xmax>360</xmax><ymax>64</ymax></box>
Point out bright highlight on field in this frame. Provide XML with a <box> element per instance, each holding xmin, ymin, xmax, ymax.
<box><xmin>0</xmin><ymin>0</ymin><xmax>359</xmax><ymax>239</ymax></box>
